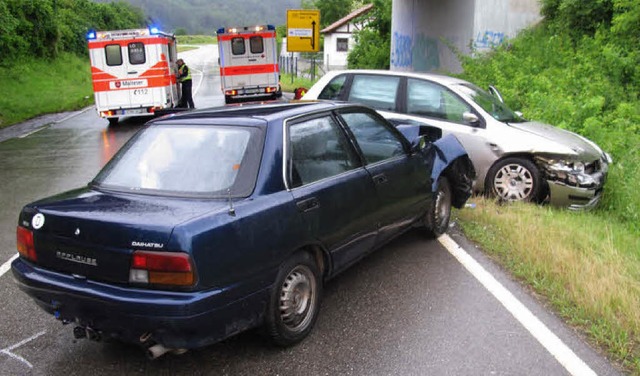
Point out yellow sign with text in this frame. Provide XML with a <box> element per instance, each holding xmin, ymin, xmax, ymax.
<box><xmin>286</xmin><ymin>10</ymin><xmax>320</xmax><ymax>52</ymax></box>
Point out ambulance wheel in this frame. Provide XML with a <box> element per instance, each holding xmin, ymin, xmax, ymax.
<box><xmin>225</xmin><ymin>95</ymin><xmax>234</xmax><ymax>104</ymax></box>
<box><xmin>107</xmin><ymin>118</ymin><xmax>118</xmax><ymax>126</ymax></box>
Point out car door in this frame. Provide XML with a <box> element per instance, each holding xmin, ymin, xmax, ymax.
<box><xmin>336</xmin><ymin>109</ymin><xmax>430</xmax><ymax>245</ymax></box>
<box><xmin>285</xmin><ymin>113</ymin><xmax>380</xmax><ymax>273</ymax></box>
<box><xmin>399</xmin><ymin>78</ymin><xmax>496</xmax><ymax>183</ymax></box>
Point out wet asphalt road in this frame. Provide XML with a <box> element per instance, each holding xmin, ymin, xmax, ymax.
<box><xmin>0</xmin><ymin>46</ymin><xmax>623</xmax><ymax>375</ymax></box>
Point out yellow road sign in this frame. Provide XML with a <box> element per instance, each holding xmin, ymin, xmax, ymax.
<box><xmin>286</xmin><ymin>9</ymin><xmax>320</xmax><ymax>52</ymax></box>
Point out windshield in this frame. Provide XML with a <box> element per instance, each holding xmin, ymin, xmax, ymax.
<box><xmin>93</xmin><ymin>125</ymin><xmax>263</xmax><ymax>197</ymax></box>
<box><xmin>455</xmin><ymin>83</ymin><xmax>524</xmax><ymax>123</ymax></box>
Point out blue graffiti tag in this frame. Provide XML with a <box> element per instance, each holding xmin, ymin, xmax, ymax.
<box><xmin>391</xmin><ymin>32</ymin><xmax>413</xmax><ymax>68</ymax></box>
<box><xmin>474</xmin><ymin>30</ymin><xmax>505</xmax><ymax>49</ymax></box>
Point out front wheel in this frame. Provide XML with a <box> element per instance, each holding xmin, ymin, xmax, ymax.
<box><xmin>486</xmin><ymin>157</ymin><xmax>541</xmax><ymax>202</ymax></box>
<box><xmin>425</xmin><ymin>176</ymin><xmax>452</xmax><ymax>237</ymax></box>
<box><xmin>264</xmin><ymin>252</ymin><xmax>322</xmax><ymax>346</ymax></box>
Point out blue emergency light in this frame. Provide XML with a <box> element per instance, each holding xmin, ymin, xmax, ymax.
<box><xmin>149</xmin><ymin>26</ymin><xmax>160</xmax><ymax>35</ymax></box>
<box><xmin>86</xmin><ymin>29</ymin><xmax>97</xmax><ymax>40</ymax></box>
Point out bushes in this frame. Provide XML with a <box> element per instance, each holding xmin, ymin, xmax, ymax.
<box><xmin>459</xmin><ymin>15</ymin><xmax>640</xmax><ymax>229</ymax></box>
<box><xmin>0</xmin><ymin>0</ymin><xmax>145</xmax><ymax>64</ymax></box>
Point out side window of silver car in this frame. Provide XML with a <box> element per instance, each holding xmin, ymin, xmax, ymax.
<box><xmin>407</xmin><ymin>79</ymin><xmax>471</xmax><ymax>125</ymax></box>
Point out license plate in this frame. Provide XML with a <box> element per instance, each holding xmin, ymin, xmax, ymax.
<box><xmin>123</xmin><ymin>108</ymin><xmax>145</xmax><ymax>115</ymax></box>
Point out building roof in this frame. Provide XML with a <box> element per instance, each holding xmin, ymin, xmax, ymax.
<box><xmin>320</xmin><ymin>3</ymin><xmax>374</xmax><ymax>34</ymax></box>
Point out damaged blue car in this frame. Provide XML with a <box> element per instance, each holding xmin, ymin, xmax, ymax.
<box><xmin>12</xmin><ymin>101</ymin><xmax>474</xmax><ymax>358</ymax></box>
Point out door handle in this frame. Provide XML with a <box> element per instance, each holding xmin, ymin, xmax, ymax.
<box><xmin>127</xmin><ymin>71</ymin><xmax>138</xmax><ymax>74</ymax></box>
<box><xmin>373</xmin><ymin>173</ymin><xmax>388</xmax><ymax>185</ymax></box>
<box><xmin>296</xmin><ymin>197</ymin><xmax>320</xmax><ymax>212</ymax></box>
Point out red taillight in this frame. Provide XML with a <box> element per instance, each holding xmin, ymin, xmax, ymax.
<box><xmin>265</xmin><ymin>86</ymin><xmax>277</xmax><ymax>93</ymax></box>
<box><xmin>225</xmin><ymin>89</ymin><xmax>238</xmax><ymax>96</ymax></box>
<box><xmin>16</xmin><ymin>226</ymin><xmax>37</xmax><ymax>262</ymax></box>
<box><xmin>130</xmin><ymin>251</ymin><xmax>194</xmax><ymax>286</ymax></box>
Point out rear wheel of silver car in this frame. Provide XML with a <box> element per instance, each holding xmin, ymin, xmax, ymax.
<box><xmin>486</xmin><ymin>157</ymin><xmax>541</xmax><ymax>202</ymax></box>
<box><xmin>425</xmin><ymin>176</ymin><xmax>452</xmax><ymax>237</ymax></box>
<box><xmin>265</xmin><ymin>252</ymin><xmax>322</xmax><ymax>346</ymax></box>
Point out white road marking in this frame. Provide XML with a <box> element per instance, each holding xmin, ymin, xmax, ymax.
<box><xmin>1</xmin><ymin>330</ymin><xmax>46</xmax><ymax>369</ymax></box>
<box><xmin>18</xmin><ymin>128</ymin><xmax>47</xmax><ymax>139</ymax></box>
<box><xmin>192</xmin><ymin>67</ymin><xmax>204</xmax><ymax>96</ymax></box>
<box><xmin>438</xmin><ymin>234</ymin><xmax>597</xmax><ymax>376</ymax></box>
<box><xmin>0</xmin><ymin>253</ymin><xmax>18</xmax><ymax>277</ymax></box>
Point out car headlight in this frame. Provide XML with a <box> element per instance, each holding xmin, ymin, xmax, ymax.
<box><xmin>545</xmin><ymin>159</ymin><xmax>595</xmax><ymax>186</ymax></box>
<box><xmin>603</xmin><ymin>152</ymin><xmax>613</xmax><ymax>164</ymax></box>
<box><xmin>547</xmin><ymin>160</ymin><xmax>584</xmax><ymax>174</ymax></box>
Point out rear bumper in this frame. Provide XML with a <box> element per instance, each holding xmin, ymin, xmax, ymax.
<box><xmin>11</xmin><ymin>258</ymin><xmax>269</xmax><ymax>349</ymax></box>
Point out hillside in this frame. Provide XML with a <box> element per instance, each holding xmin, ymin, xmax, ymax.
<box><xmin>96</xmin><ymin>0</ymin><xmax>303</xmax><ymax>34</ymax></box>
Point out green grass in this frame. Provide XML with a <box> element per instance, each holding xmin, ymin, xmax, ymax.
<box><xmin>176</xmin><ymin>35</ymin><xmax>216</xmax><ymax>45</ymax></box>
<box><xmin>280</xmin><ymin>73</ymin><xmax>317</xmax><ymax>94</ymax></box>
<box><xmin>0</xmin><ymin>54</ymin><xmax>93</xmax><ymax>129</ymax></box>
<box><xmin>455</xmin><ymin>198</ymin><xmax>640</xmax><ymax>373</ymax></box>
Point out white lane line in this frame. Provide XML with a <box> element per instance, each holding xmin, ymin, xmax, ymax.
<box><xmin>1</xmin><ymin>330</ymin><xmax>46</xmax><ymax>369</ymax></box>
<box><xmin>18</xmin><ymin>128</ymin><xmax>47</xmax><ymax>139</ymax></box>
<box><xmin>0</xmin><ymin>253</ymin><xmax>18</xmax><ymax>277</ymax></box>
<box><xmin>191</xmin><ymin>67</ymin><xmax>204</xmax><ymax>96</ymax></box>
<box><xmin>438</xmin><ymin>234</ymin><xmax>597</xmax><ymax>376</ymax></box>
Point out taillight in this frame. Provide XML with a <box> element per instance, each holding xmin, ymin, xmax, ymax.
<box><xmin>265</xmin><ymin>86</ymin><xmax>278</xmax><ymax>93</ymax></box>
<box><xmin>129</xmin><ymin>251</ymin><xmax>195</xmax><ymax>287</ymax></box>
<box><xmin>225</xmin><ymin>89</ymin><xmax>238</xmax><ymax>96</ymax></box>
<box><xmin>16</xmin><ymin>226</ymin><xmax>37</xmax><ymax>262</ymax></box>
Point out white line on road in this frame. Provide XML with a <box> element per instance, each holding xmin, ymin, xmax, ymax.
<box><xmin>1</xmin><ymin>330</ymin><xmax>46</xmax><ymax>369</ymax></box>
<box><xmin>438</xmin><ymin>234</ymin><xmax>597</xmax><ymax>376</ymax></box>
<box><xmin>192</xmin><ymin>67</ymin><xmax>204</xmax><ymax>97</ymax></box>
<box><xmin>0</xmin><ymin>253</ymin><xmax>18</xmax><ymax>277</ymax></box>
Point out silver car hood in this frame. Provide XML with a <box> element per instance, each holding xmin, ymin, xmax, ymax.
<box><xmin>507</xmin><ymin>121</ymin><xmax>603</xmax><ymax>160</ymax></box>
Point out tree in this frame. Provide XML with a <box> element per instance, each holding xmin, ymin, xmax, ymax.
<box><xmin>347</xmin><ymin>0</ymin><xmax>391</xmax><ymax>69</ymax></box>
<box><xmin>304</xmin><ymin>0</ymin><xmax>354</xmax><ymax>29</ymax></box>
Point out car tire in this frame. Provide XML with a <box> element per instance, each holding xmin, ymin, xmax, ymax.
<box><xmin>486</xmin><ymin>157</ymin><xmax>541</xmax><ymax>202</ymax></box>
<box><xmin>264</xmin><ymin>251</ymin><xmax>322</xmax><ymax>346</ymax></box>
<box><xmin>107</xmin><ymin>118</ymin><xmax>118</xmax><ymax>126</ymax></box>
<box><xmin>425</xmin><ymin>176</ymin><xmax>452</xmax><ymax>238</ymax></box>
<box><xmin>225</xmin><ymin>95</ymin><xmax>234</xmax><ymax>104</ymax></box>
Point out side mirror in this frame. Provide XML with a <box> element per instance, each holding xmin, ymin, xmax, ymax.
<box><xmin>515</xmin><ymin>111</ymin><xmax>524</xmax><ymax>118</ymax></box>
<box><xmin>463</xmin><ymin>112</ymin><xmax>480</xmax><ymax>126</ymax></box>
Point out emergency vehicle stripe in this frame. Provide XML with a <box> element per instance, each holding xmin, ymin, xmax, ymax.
<box><xmin>217</xmin><ymin>32</ymin><xmax>276</xmax><ymax>41</ymax></box>
<box><xmin>220</xmin><ymin>64</ymin><xmax>279</xmax><ymax>76</ymax></box>
<box><xmin>88</xmin><ymin>37</ymin><xmax>169</xmax><ymax>49</ymax></box>
<box><xmin>91</xmin><ymin>60</ymin><xmax>176</xmax><ymax>93</ymax></box>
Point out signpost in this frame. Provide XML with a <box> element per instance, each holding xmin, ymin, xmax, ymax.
<box><xmin>286</xmin><ymin>10</ymin><xmax>320</xmax><ymax>53</ymax></box>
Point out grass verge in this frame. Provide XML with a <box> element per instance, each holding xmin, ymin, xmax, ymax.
<box><xmin>280</xmin><ymin>73</ymin><xmax>317</xmax><ymax>94</ymax></box>
<box><xmin>176</xmin><ymin>35</ymin><xmax>216</xmax><ymax>44</ymax></box>
<box><xmin>455</xmin><ymin>197</ymin><xmax>640</xmax><ymax>373</ymax></box>
<box><xmin>0</xmin><ymin>54</ymin><xmax>93</xmax><ymax>129</ymax></box>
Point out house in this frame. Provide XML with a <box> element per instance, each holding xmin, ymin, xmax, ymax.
<box><xmin>321</xmin><ymin>3</ymin><xmax>374</xmax><ymax>71</ymax></box>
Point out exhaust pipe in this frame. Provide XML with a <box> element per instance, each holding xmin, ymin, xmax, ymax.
<box><xmin>140</xmin><ymin>333</ymin><xmax>187</xmax><ymax>360</ymax></box>
<box><xmin>146</xmin><ymin>344</ymin><xmax>171</xmax><ymax>360</ymax></box>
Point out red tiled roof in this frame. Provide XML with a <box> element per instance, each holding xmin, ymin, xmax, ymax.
<box><xmin>320</xmin><ymin>3</ymin><xmax>374</xmax><ymax>34</ymax></box>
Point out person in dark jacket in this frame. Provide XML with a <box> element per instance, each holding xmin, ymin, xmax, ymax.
<box><xmin>176</xmin><ymin>59</ymin><xmax>195</xmax><ymax>108</ymax></box>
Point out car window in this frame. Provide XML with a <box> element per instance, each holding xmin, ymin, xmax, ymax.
<box><xmin>287</xmin><ymin>116</ymin><xmax>360</xmax><ymax>188</ymax></box>
<box><xmin>94</xmin><ymin>125</ymin><xmax>263</xmax><ymax>197</ymax></box>
<box><xmin>348</xmin><ymin>75</ymin><xmax>399</xmax><ymax>111</ymax></box>
<box><xmin>340</xmin><ymin>112</ymin><xmax>405</xmax><ymax>164</ymax></box>
<box><xmin>455</xmin><ymin>83</ymin><xmax>524</xmax><ymax>122</ymax></box>
<box><xmin>231</xmin><ymin>37</ymin><xmax>245</xmax><ymax>55</ymax></box>
<box><xmin>318</xmin><ymin>75</ymin><xmax>347</xmax><ymax>100</ymax></box>
<box><xmin>407</xmin><ymin>79</ymin><xmax>471</xmax><ymax>124</ymax></box>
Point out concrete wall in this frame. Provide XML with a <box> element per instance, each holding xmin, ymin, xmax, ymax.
<box><xmin>390</xmin><ymin>0</ymin><xmax>541</xmax><ymax>73</ymax></box>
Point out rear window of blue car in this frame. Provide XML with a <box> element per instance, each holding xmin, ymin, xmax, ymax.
<box><xmin>93</xmin><ymin>125</ymin><xmax>263</xmax><ymax>197</ymax></box>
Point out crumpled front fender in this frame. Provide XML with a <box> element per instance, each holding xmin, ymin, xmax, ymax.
<box><xmin>431</xmin><ymin>135</ymin><xmax>476</xmax><ymax>208</ymax></box>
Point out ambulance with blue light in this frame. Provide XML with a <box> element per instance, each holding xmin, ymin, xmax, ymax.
<box><xmin>217</xmin><ymin>25</ymin><xmax>281</xmax><ymax>104</ymax></box>
<box><xmin>86</xmin><ymin>27</ymin><xmax>180</xmax><ymax>125</ymax></box>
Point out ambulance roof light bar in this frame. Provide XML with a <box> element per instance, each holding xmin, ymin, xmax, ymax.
<box><xmin>218</xmin><ymin>25</ymin><xmax>276</xmax><ymax>34</ymax></box>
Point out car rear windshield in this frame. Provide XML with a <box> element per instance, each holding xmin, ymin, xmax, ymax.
<box><xmin>93</xmin><ymin>125</ymin><xmax>263</xmax><ymax>197</ymax></box>
<box><xmin>455</xmin><ymin>83</ymin><xmax>524</xmax><ymax>123</ymax></box>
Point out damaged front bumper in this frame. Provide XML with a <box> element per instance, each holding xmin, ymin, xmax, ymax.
<box><xmin>537</xmin><ymin>154</ymin><xmax>611</xmax><ymax>210</ymax></box>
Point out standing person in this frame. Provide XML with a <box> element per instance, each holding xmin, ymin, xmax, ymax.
<box><xmin>176</xmin><ymin>59</ymin><xmax>195</xmax><ymax>108</ymax></box>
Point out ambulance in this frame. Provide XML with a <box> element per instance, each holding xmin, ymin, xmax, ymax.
<box><xmin>86</xmin><ymin>27</ymin><xmax>180</xmax><ymax>125</ymax></box>
<box><xmin>217</xmin><ymin>25</ymin><xmax>281</xmax><ymax>104</ymax></box>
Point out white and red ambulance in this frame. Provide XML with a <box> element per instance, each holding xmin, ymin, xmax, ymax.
<box><xmin>86</xmin><ymin>27</ymin><xmax>180</xmax><ymax>125</ymax></box>
<box><xmin>217</xmin><ymin>25</ymin><xmax>281</xmax><ymax>104</ymax></box>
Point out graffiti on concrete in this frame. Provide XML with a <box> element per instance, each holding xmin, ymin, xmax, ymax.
<box><xmin>391</xmin><ymin>32</ymin><xmax>440</xmax><ymax>71</ymax></box>
<box><xmin>474</xmin><ymin>30</ymin><xmax>505</xmax><ymax>49</ymax></box>
<box><xmin>391</xmin><ymin>32</ymin><xmax>413</xmax><ymax>68</ymax></box>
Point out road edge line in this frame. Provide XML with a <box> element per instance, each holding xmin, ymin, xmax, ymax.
<box><xmin>0</xmin><ymin>253</ymin><xmax>18</xmax><ymax>278</ymax></box>
<box><xmin>438</xmin><ymin>233</ymin><xmax>597</xmax><ymax>376</ymax></box>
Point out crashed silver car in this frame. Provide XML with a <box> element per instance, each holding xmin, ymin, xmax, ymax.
<box><xmin>303</xmin><ymin>70</ymin><xmax>612</xmax><ymax>210</ymax></box>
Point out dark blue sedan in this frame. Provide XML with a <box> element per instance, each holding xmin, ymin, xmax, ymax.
<box><xmin>12</xmin><ymin>101</ymin><xmax>474</xmax><ymax>358</ymax></box>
